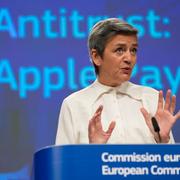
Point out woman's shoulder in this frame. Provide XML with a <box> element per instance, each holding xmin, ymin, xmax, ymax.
<box><xmin>128</xmin><ymin>82</ymin><xmax>159</xmax><ymax>95</ymax></box>
<box><xmin>63</xmin><ymin>83</ymin><xmax>95</xmax><ymax>105</ymax></box>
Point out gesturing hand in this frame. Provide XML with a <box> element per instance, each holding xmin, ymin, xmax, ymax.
<box><xmin>141</xmin><ymin>90</ymin><xmax>180</xmax><ymax>143</ymax></box>
<box><xmin>88</xmin><ymin>105</ymin><xmax>116</xmax><ymax>144</ymax></box>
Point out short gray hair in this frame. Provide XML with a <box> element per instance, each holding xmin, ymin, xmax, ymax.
<box><xmin>88</xmin><ymin>18</ymin><xmax>138</xmax><ymax>75</ymax></box>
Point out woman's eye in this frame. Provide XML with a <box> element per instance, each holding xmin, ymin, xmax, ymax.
<box><xmin>116</xmin><ymin>48</ymin><xmax>124</xmax><ymax>54</ymax></box>
<box><xmin>131</xmin><ymin>48</ymin><xmax>137</xmax><ymax>55</ymax></box>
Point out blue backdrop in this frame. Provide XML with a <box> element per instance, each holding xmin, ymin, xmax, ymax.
<box><xmin>0</xmin><ymin>0</ymin><xmax>179</xmax><ymax>179</ymax></box>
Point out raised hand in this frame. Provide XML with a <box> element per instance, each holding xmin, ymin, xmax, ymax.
<box><xmin>141</xmin><ymin>90</ymin><xmax>180</xmax><ymax>143</ymax></box>
<box><xmin>88</xmin><ymin>105</ymin><xmax>116</xmax><ymax>144</ymax></box>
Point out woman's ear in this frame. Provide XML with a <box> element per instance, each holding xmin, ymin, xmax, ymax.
<box><xmin>90</xmin><ymin>49</ymin><xmax>102</xmax><ymax>66</ymax></box>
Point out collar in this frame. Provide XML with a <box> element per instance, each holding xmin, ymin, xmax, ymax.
<box><xmin>91</xmin><ymin>79</ymin><xmax>143</xmax><ymax>102</ymax></box>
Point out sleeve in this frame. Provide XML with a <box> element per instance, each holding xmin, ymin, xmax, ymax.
<box><xmin>167</xmin><ymin>131</ymin><xmax>175</xmax><ymax>144</ymax></box>
<box><xmin>55</xmin><ymin>99</ymin><xmax>77</xmax><ymax>145</ymax></box>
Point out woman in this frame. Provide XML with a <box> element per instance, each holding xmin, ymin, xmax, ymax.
<box><xmin>56</xmin><ymin>18</ymin><xmax>180</xmax><ymax>145</ymax></box>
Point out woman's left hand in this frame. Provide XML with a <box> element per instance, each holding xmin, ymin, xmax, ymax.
<box><xmin>141</xmin><ymin>90</ymin><xmax>180</xmax><ymax>143</ymax></box>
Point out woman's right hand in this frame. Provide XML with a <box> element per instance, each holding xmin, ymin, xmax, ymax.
<box><xmin>88</xmin><ymin>105</ymin><xmax>116</xmax><ymax>144</ymax></box>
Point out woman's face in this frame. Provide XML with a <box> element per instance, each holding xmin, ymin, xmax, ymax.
<box><xmin>92</xmin><ymin>34</ymin><xmax>138</xmax><ymax>86</ymax></box>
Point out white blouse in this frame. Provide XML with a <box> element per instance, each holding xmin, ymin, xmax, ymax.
<box><xmin>55</xmin><ymin>80</ymin><xmax>174</xmax><ymax>144</ymax></box>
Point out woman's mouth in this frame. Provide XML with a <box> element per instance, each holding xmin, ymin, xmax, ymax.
<box><xmin>121</xmin><ymin>67</ymin><xmax>132</xmax><ymax>74</ymax></box>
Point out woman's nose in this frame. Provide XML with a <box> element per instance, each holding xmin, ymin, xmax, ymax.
<box><xmin>123</xmin><ymin>51</ymin><xmax>132</xmax><ymax>64</ymax></box>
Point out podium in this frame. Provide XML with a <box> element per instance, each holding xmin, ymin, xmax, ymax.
<box><xmin>34</xmin><ymin>144</ymin><xmax>180</xmax><ymax>180</ymax></box>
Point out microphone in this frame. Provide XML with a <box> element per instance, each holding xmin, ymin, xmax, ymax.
<box><xmin>151</xmin><ymin>117</ymin><xmax>160</xmax><ymax>132</ymax></box>
<box><xmin>151</xmin><ymin>117</ymin><xmax>161</xmax><ymax>143</ymax></box>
